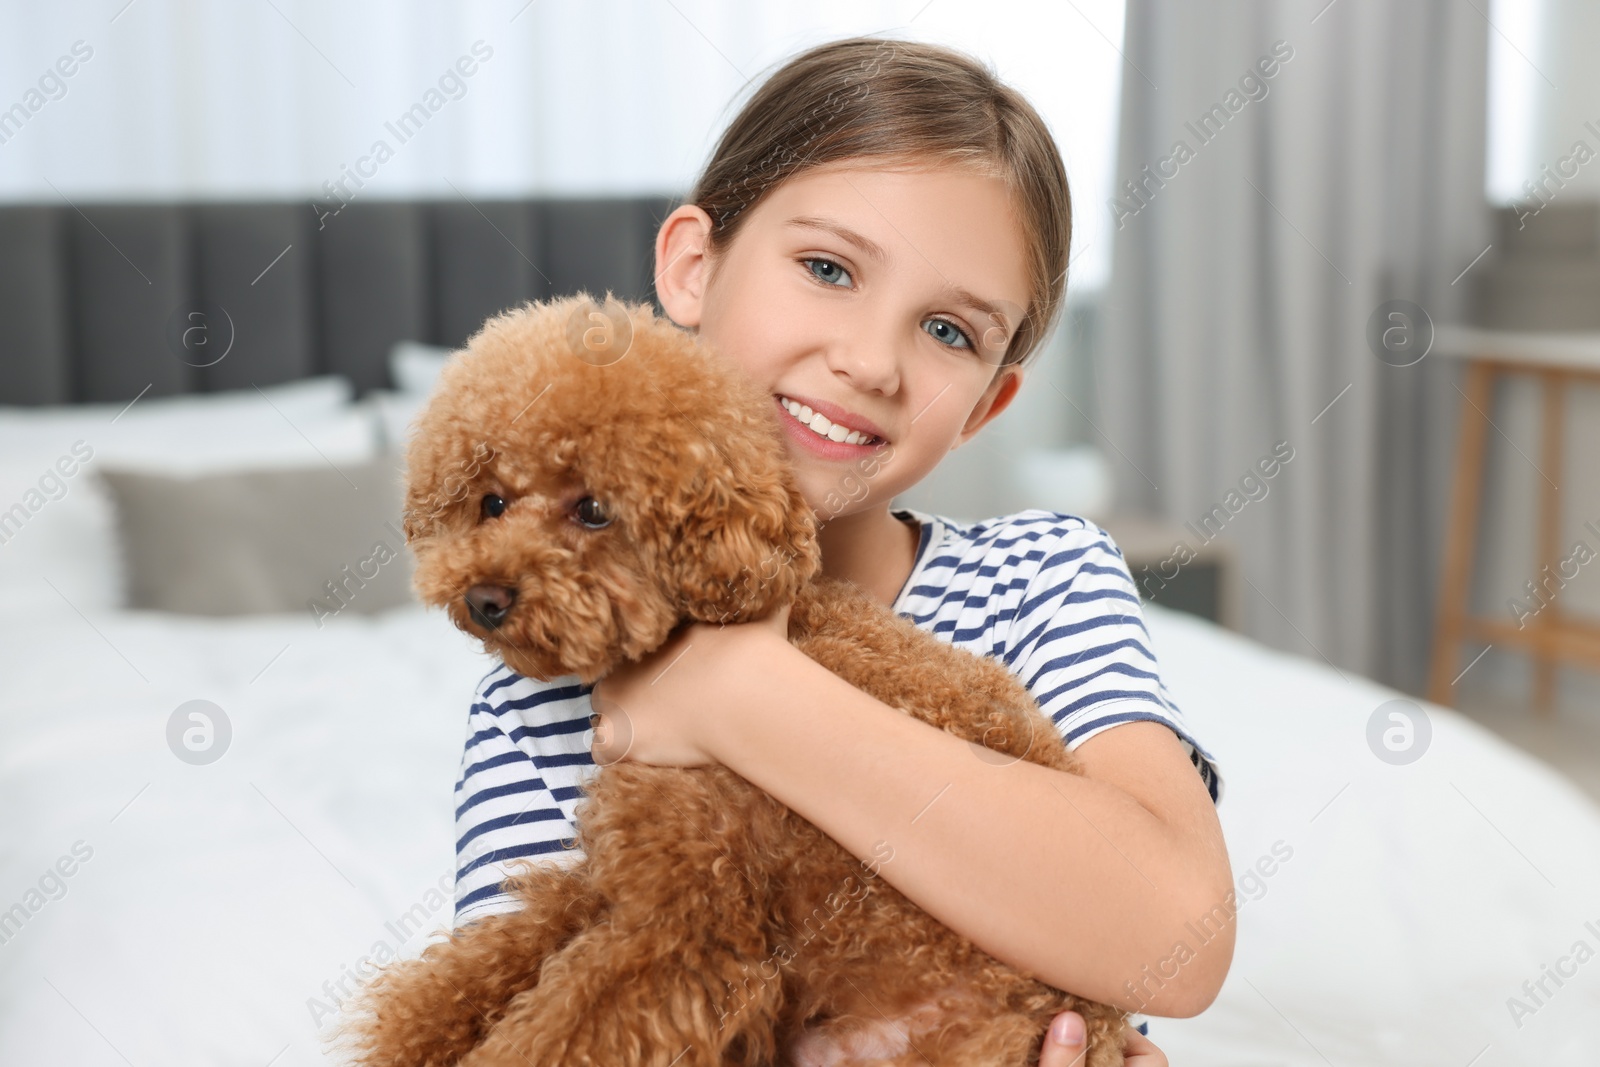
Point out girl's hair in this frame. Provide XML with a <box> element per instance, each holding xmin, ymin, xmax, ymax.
<box><xmin>684</xmin><ymin>35</ymin><xmax>1072</xmax><ymax>372</ymax></box>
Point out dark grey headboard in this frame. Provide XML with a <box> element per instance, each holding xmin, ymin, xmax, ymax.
<box><xmin>0</xmin><ymin>195</ymin><xmax>680</xmax><ymax>405</ymax></box>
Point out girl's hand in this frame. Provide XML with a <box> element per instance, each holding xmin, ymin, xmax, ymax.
<box><xmin>589</xmin><ymin>603</ymin><xmax>792</xmax><ymax>767</ymax></box>
<box><xmin>787</xmin><ymin>997</ymin><xmax>1165</xmax><ymax>1067</ymax></box>
<box><xmin>1043</xmin><ymin>1012</ymin><xmax>1167</xmax><ymax>1067</ymax></box>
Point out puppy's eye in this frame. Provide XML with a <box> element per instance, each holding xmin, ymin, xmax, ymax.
<box><xmin>480</xmin><ymin>493</ymin><xmax>508</xmax><ymax>520</ymax></box>
<box><xmin>573</xmin><ymin>496</ymin><xmax>612</xmax><ymax>529</ymax></box>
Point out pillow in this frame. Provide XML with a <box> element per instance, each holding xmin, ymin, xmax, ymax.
<box><xmin>0</xmin><ymin>375</ymin><xmax>355</xmax><ymax>459</ymax></box>
<box><xmin>389</xmin><ymin>341</ymin><xmax>454</xmax><ymax>395</ymax></box>
<box><xmin>0</xmin><ymin>404</ymin><xmax>380</xmax><ymax>616</ymax></box>
<box><xmin>0</xmin><ymin>456</ymin><xmax>121</xmax><ymax>618</ymax></box>
<box><xmin>95</xmin><ymin>455</ymin><xmax>415</xmax><ymax>618</ymax></box>
<box><xmin>361</xmin><ymin>389</ymin><xmax>428</xmax><ymax>454</ymax></box>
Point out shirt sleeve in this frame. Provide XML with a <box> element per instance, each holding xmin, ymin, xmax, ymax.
<box><xmin>452</xmin><ymin>665</ymin><xmax>587</xmax><ymax>928</ymax></box>
<box><xmin>1004</xmin><ymin>517</ymin><xmax>1223</xmax><ymax>805</ymax></box>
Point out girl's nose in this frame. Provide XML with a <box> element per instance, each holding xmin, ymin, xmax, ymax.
<box><xmin>827</xmin><ymin>328</ymin><xmax>902</xmax><ymax>395</ymax></box>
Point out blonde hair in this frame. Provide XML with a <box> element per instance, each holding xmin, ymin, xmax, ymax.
<box><xmin>684</xmin><ymin>35</ymin><xmax>1072</xmax><ymax>371</ymax></box>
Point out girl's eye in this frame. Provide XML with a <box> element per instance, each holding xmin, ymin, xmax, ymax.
<box><xmin>804</xmin><ymin>255</ymin><xmax>977</xmax><ymax>353</ymax></box>
<box><xmin>923</xmin><ymin>318</ymin><xmax>975</xmax><ymax>350</ymax></box>
<box><xmin>803</xmin><ymin>256</ymin><xmax>852</xmax><ymax>288</ymax></box>
<box><xmin>573</xmin><ymin>496</ymin><xmax>612</xmax><ymax>529</ymax></box>
<box><xmin>480</xmin><ymin>493</ymin><xmax>507</xmax><ymax>520</ymax></box>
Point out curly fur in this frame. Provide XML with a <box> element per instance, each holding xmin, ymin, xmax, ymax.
<box><xmin>328</xmin><ymin>293</ymin><xmax>1128</xmax><ymax>1066</ymax></box>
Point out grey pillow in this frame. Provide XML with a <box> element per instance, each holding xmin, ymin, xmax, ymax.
<box><xmin>97</xmin><ymin>453</ymin><xmax>416</xmax><ymax>619</ymax></box>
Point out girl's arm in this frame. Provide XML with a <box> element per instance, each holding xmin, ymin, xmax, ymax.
<box><xmin>595</xmin><ymin>615</ymin><xmax>1235</xmax><ymax>1017</ymax></box>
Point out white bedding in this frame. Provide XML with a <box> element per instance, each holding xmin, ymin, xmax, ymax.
<box><xmin>1</xmin><ymin>601</ymin><xmax>1597</xmax><ymax>1065</ymax></box>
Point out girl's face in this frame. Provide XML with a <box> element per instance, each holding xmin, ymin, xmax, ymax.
<box><xmin>654</xmin><ymin>159</ymin><xmax>1033</xmax><ymax>518</ymax></box>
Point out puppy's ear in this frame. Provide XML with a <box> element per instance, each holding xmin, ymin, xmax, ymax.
<box><xmin>399</xmin><ymin>457</ymin><xmax>461</xmax><ymax>547</ymax></box>
<box><xmin>399</xmin><ymin>435</ymin><xmax>495</xmax><ymax>546</ymax></box>
<box><xmin>400</xmin><ymin>461</ymin><xmax>442</xmax><ymax>544</ymax></box>
<box><xmin>663</xmin><ymin>449</ymin><xmax>820</xmax><ymax>625</ymax></box>
<box><xmin>400</xmin><ymin>503</ymin><xmax>424</xmax><ymax>545</ymax></box>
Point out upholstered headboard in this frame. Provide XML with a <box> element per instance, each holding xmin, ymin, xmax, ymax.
<box><xmin>0</xmin><ymin>196</ymin><xmax>679</xmax><ymax>405</ymax></box>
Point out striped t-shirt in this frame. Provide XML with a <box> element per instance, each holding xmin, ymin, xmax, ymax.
<box><xmin>453</xmin><ymin>506</ymin><xmax>1223</xmax><ymax>928</ymax></box>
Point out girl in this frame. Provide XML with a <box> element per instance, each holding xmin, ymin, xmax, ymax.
<box><xmin>453</xmin><ymin>35</ymin><xmax>1230</xmax><ymax>1065</ymax></box>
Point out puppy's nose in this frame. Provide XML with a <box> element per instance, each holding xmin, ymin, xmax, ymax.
<box><xmin>465</xmin><ymin>584</ymin><xmax>517</xmax><ymax>629</ymax></box>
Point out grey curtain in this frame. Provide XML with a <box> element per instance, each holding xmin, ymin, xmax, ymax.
<box><xmin>1098</xmin><ymin>0</ymin><xmax>1490</xmax><ymax>690</ymax></box>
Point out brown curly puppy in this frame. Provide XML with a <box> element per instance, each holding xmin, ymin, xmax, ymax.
<box><xmin>331</xmin><ymin>293</ymin><xmax>1127</xmax><ymax>1066</ymax></box>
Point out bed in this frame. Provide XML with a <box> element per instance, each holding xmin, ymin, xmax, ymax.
<box><xmin>3</xmin><ymin>198</ymin><xmax>1598</xmax><ymax>1066</ymax></box>
<box><xmin>4</xmin><ymin>593</ymin><xmax>1599</xmax><ymax>1065</ymax></box>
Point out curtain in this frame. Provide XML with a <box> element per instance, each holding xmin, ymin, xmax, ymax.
<box><xmin>1097</xmin><ymin>0</ymin><xmax>1490</xmax><ymax>690</ymax></box>
<box><xmin>0</xmin><ymin>0</ymin><xmax>1123</xmax><ymax>234</ymax></box>
<box><xmin>0</xmin><ymin>0</ymin><xmax>928</xmax><ymax>201</ymax></box>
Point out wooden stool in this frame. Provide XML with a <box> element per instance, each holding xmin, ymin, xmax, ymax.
<box><xmin>1427</xmin><ymin>326</ymin><xmax>1600</xmax><ymax>713</ymax></box>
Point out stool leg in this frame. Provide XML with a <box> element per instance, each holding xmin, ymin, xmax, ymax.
<box><xmin>1428</xmin><ymin>362</ymin><xmax>1494</xmax><ymax>707</ymax></box>
<box><xmin>1534</xmin><ymin>372</ymin><xmax>1565</xmax><ymax>717</ymax></box>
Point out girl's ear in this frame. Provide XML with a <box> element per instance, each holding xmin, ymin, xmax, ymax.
<box><xmin>955</xmin><ymin>366</ymin><xmax>1024</xmax><ymax>447</ymax></box>
<box><xmin>654</xmin><ymin>204</ymin><xmax>715</xmax><ymax>329</ymax></box>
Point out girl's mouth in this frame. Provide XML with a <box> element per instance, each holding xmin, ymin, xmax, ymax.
<box><xmin>773</xmin><ymin>395</ymin><xmax>888</xmax><ymax>460</ymax></box>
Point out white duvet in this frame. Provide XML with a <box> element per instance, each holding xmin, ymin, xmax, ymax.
<box><xmin>1</xmin><ymin>601</ymin><xmax>1597</xmax><ymax>1065</ymax></box>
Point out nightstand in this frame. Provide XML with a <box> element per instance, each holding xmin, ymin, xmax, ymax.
<box><xmin>1090</xmin><ymin>514</ymin><xmax>1241</xmax><ymax>629</ymax></box>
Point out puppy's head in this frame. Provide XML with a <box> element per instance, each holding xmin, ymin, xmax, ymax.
<box><xmin>402</xmin><ymin>293</ymin><xmax>820</xmax><ymax>684</ymax></box>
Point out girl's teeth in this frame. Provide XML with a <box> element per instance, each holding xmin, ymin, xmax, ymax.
<box><xmin>780</xmin><ymin>396</ymin><xmax>876</xmax><ymax>446</ymax></box>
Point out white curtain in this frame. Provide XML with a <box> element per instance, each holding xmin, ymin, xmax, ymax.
<box><xmin>0</xmin><ymin>0</ymin><xmax>1121</xmax><ymax>276</ymax></box>
<box><xmin>1098</xmin><ymin>0</ymin><xmax>1490</xmax><ymax>689</ymax></box>
<box><xmin>0</xmin><ymin>0</ymin><xmax>847</xmax><ymax>201</ymax></box>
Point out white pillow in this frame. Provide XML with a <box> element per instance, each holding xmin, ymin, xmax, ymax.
<box><xmin>0</xmin><ymin>377</ymin><xmax>361</xmax><ymax>477</ymax></box>
<box><xmin>0</xmin><ymin>375</ymin><xmax>352</xmax><ymax>445</ymax></box>
<box><xmin>388</xmin><ymin>341</ymin><xmax>454</xmax><ymax>396</ymax></box>
<box><xmin>0</xmin><ymin>400</ymin><xmax>380</xmax><ymax>617</ymax></box>
<box><xmin>0</xmin><ymin>457</ymin><xmax>120</xmax><ymax>619</ymax></box>
<box><xmin>360</xmin><ymin>390</ymin><xmax>428</xmax><ymax>454</ymax></box>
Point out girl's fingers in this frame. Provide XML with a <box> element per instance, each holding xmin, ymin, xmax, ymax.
<box><xmin>1121</xmin><ymin>1021</ymin><xmax>1170</xmax><ymax>1066</ymax></box>
<box><xmin>1037</xmin><ymin>1011</ymin><xmax>1086</xmax><ymax>1067</ymax></box>
<box><xmin>1037</xmin><ymin>1013</ymin><xmax>1169</xmax><ymax>1067</ymax></box>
